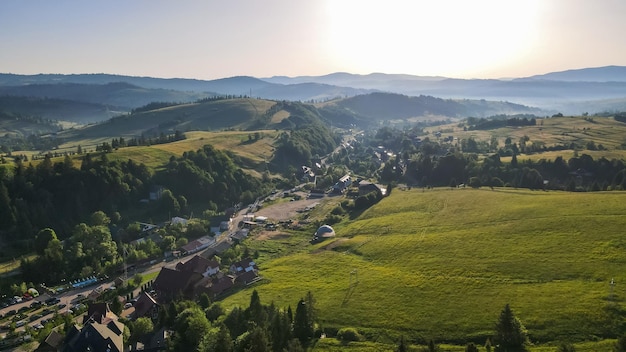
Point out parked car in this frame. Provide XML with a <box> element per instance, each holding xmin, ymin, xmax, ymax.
<box><xmin>29</xmin><ymin>314</ymin><xmax>42</xmax><ymax>322</ymax></box>
<box><xmin>30</xmin><ymin>301</ymin><xmax>42</xmax><ymax>308</ymax></box>
<box><xmin>12</xmin><ymin>313</ymin><xmax>27</xmax><ymax>321</ymax></box>
<box><xmin>45</xmin><ymin>297</ymin><xmax>60</xmax><ymax>305</ymax></box>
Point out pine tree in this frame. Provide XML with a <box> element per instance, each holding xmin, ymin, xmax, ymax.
<box><xmin>293</xmin><ymin>298</ymin><xmax>313</xmax><ymax>345</ymax></box>
<box><xmin>213</xmin><ymin>322</ymin><xmax>234</xmax><ymax>352</ymax></box>
<box><xmin>615</xmin><ymin>335</ymin><xmax>626</xmax><ymax>352</ymax></box>
<box><xmin>494</xmin><ymin>304</ymin><xmax>529</xmax><ymax>352</ymax></box>
<box><xmin>396</xmin><ymin>335</ymin><xmax>408</xmax><ymax>352</ymax></box>
<box><xmin>199</xmin><ymin>292</ymin><xmax>211</xmax><ymax>309</ymax></box>
<box><xmin>285</xmin><ymin>339</ymin><xmax>305</xmax><ymax>352</ymax></box>
<box><xmin>0</xmin><ymin>182</ymin><xmax>16</xmax><ymax>230</ymax></box>
<box><xmin>305</xmin><ymin>291</ymin><xmax>317</xmax><ymax>324</ymax></box>
<box><xmin>465</xmin><ymin>342</ymin><xmax>479</xmax><ymax>352</ymax></box>
<box><xmin>428</xmin><ymin>339</ymin><xmax>437</xmax><ymax>352</ymax></box>
<box><xmin>557</xmin><ymin>342</ymin><xmax>576</xmax><ymax>352</ymax></box>
<box><xmin>248</xmin><ymin>289</ymin><xmax>268</xmax><ymax>327</ymax></box>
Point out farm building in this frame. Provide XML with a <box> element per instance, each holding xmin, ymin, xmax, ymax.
<box><xmin>358</xmin><ymin>181</ymin><xmax>387</xmax><ymax>196</ymax></box>
<box><xmin>332</xmin><ymin>174</ymin><xmax>352</xmax><ymax>193</ymax></box>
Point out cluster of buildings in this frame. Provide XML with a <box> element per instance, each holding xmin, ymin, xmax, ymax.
<box><xmin>152</xmin><ymin>255</ymin><xmax>260</xmax><ymax>302</ymax></box>
<box><xmin>36</xmin><ymin>252</ymin><xmax>260</xmax><ymax>352</ymax></box>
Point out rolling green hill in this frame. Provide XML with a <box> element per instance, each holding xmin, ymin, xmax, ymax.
<box><xmin>222</xmin><ymin>188</ymin><xmax>626</xmax><ymax>346</ymax></box>
<box><xmin>0</xmin><ymin>82</ymin><xmax>207</xmax><ymax>110</ymax></box>
<box><xmin>59</xmin><ymin>98</ymin><xmax>280</xmax><ymax>139</ymax></box>
<box><xmin>0</xmin><ymin>95</ymin><xmax>119</xmax><ymax>124</ymax></box>
<box><xmin>317</xmin><ymin>92</ymin><xmax>546</xmax><ymax>127</ymax></box>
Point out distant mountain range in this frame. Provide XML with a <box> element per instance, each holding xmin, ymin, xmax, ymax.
<box><xmin>0</xmin><ymin>66</ymin><xmax>625</xmax><ymax>126</ymax></box>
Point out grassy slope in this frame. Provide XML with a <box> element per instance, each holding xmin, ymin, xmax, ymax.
<box><xmin>29</xmin><ymin>130</ymin><xmax>281</xmax><ymax>172</ymax></box>
<box><xmin>223</xmin><ymin>188</ymin><xmax>626</xmax><ymax>346</ymax></box>
<box><xmin>59</xmin><ymin>98</ymin><xmax>278</xmax><ymax>139</ymax></box>
<box><xmin>426</xmin><ymin>116</ymin><xmax>626</xmax><ymax>160</ymax></box>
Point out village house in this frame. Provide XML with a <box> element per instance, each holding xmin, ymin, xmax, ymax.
<box><xmin>358</xmin><ymin>181</ymin><xmax>387</xmax><ymax>196</ymax></box>
<box><xmin>131</xmin><ymin>291</ymin><xmax>159</xmax><ymax>322</ymax></box>
<box><xmin>152</xmin><ymin>267</ymin><xmax>202</xmax><ymax>302</ymax></box>
<box><xmin>201</xmin><ymin>240</ymin><xmax>232</xmax><ymax>259</ymax></box>
<box><xmin>34</xmin><ymin>330</ymin><xmax>64</xmax><ymax>352</ymax></box>
<box><xmin>60</xmin><ymin>303</ymin><xmax>125</xmax><ymax>352</ymax></box>
<box><xmin>297</xmin><ymin>165</ymin><xmax>316</xmax><ymax>183</ymax></box>
<box><xmin>180</xmin><ymin>235</ymin><xmax>215</xmax><ymax>255</ymax></box>
<box><xmin>332</xmin><ymin>174</ymin><xmax>352</xmax><ymax>194</ymax></box>
<box><xmin>62</xmin><ymin>320</ymin><xmax>125</xmax><ymax>352</ymax></box>
<box><xmin>195</xmin><ymin>274</ymin><xmax>235</xmax><ymax>299</ymax></box>
<box><xmin>229</xmin><ymin>258</ymin><xmax>258</xmax><ymax>275</ymax></box>
<box><xmin>235</xmin><ymin>270</ymin><xmax>260</xmax><ymax>286</ymax></box>
<box><xmin>230</xmin><ymin>229</ymin><xmax>249</xmax><ymax>243</ymax></box>
<box><xmin>176</xmin><ymin>255</ymin><xmax>220</xmax><ymax>277</ymax></box>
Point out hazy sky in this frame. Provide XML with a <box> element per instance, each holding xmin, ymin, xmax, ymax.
<box><xmin>1</xmin><ymin>0</ymin><xmax>625</xmax><ymax>80</ymax></box>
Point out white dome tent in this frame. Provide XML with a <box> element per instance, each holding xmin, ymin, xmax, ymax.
<box><xmin>311</xmin><ymin>224</ymin><xmax>336</xmax><ymax>243</ymax></box>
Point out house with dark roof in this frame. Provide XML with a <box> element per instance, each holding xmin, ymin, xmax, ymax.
<box><xmin>201</xmin><ymin>240</ymin><xmax>232</xmax><ymax>259</ymax></box>
<box><xmin>195</xmin><ymin>275</ymin><xmax>235</xmax><ymax>299</ymax></box>
<box><xmin>235</xmin><ymin>270</ymin><xmax>260</xmax><ymax>286</ymax></box>
<box><xmin>132</xmin><ymin>291</ymin><xmax>159</xmax><ymax>322</ymax></box>
<box><xmin>63</xmin><ymin>320</ymin><xmax>125</xmax><ymax>352</ymax></box>
<box><xmin>358</xmin><ymin>181</ymin><xmax>387</xmax><ymax>196</ymax></box>
<box><xmin>176</xmin><ymin>255</ymin><xmax>220</xmax><ymax>277</ymax></box>
<box><xmin>229</xmin><ymin>258</ymin><xmax>258</xmax><ymax>275</ymax></box>
<box><xmin>34</xmin><ymin>330</ymin><xmax>64</xmax><ymax>352</ymax></box>
<box><xmin>63</xmin><ymin>303</ymin><xmax>124</xmax><ymax>352</ymax></box>
<box><xmin>152</xmin><ymin>267</ymin><xmax>202</xmax><ymax>302</ymax></box>
<box><xmin>83</xmin><ymin>302</ymin><xmax>117</xmax><ymax>325</ymax></box>
<box><xmin>230</xmin><ymin>229</ymin><xmax>249</xmax><ymax>243</ymax></box>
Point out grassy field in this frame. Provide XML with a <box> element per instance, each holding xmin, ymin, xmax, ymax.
<box><xmin>17</xmin><ymin>130</ymin><xmax>280</xmax><ymax>172</ymax></box>
<box><xmin>222</xmin><ymin>188</ymin><xmax>626</xmax><ymax>349</ymax></box>
<box><xmin>425</xmin><ymin>116</ymin><xmax>626</xmax><ymax>156</ymax></box>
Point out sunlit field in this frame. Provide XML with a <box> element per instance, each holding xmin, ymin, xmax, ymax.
<box><xmin>223</xmin><ymin>188</ymin><xmax>626</xmax><ymax>348</ymax></box>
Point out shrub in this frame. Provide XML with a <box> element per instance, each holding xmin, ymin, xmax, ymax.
<box><xmin>324</xmin><ymin>214</ymin><xmax>343</xmax><ymax>225</ymax></box>
<box><xmin>469</xmin><ymin>177</ymin><xmax>481</xmax><ymax>188</ymax></box>
<box><xmin>337</xmin><ymin>327</ymin><xmax>363</xmax><ymax>342</ymax></box>
<box><xmin>331</xmin><ymin>206</ymin><xmax>345</xmax><ymax>215</ymax></box>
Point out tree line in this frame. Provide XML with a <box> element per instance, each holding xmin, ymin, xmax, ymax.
<box><xmin>122</xmin><ymin>287</ymin><xmax>574</xmax><ymax>352</ymax></box>
<box><xmin>466</xmin><ymin>116</ymin><xmax>537</xmax><ymax>130</ymax></box>
<box><xmin>368</xmin><ymin>126</ymin><xmax>626</xmax><ymax>191</ymax></box>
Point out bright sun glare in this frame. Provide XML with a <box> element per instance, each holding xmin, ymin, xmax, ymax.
<box><xmin>325</xmin><ymin>0</ymin><xmax>543</xmax><ymax>78</ymax></box>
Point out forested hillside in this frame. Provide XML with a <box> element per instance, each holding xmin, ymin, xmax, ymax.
<box><xmin>0</xmin><ymin>145</ymin><xmax>274</xmax><ymax>256</ymax></box>
<box><xmin>317</xmin><ymin>92</ymin><xmax>545</xmax><ymax>128</ymax></box>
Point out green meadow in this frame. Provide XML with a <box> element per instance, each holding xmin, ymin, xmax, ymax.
<box><xmin>223</xmin><ymin>188</ymin><xmax>626</xmax><ymax>347</ymax></box>
<box><xmin>426</xmin><ymin>115</ymin><xmax>626</xmax><ymax>154</ymax></box>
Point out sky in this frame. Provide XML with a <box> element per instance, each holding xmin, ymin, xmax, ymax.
<box><xmin>1</xmin><ymin>0</ymin><xmax>626</xmax><ymax>80</ymax></box>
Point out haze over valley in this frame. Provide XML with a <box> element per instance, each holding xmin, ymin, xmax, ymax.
<box><xmin>2</xmin><ymin>1</ymin><xmax>626</xmax><ymax>351</ymax></box>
